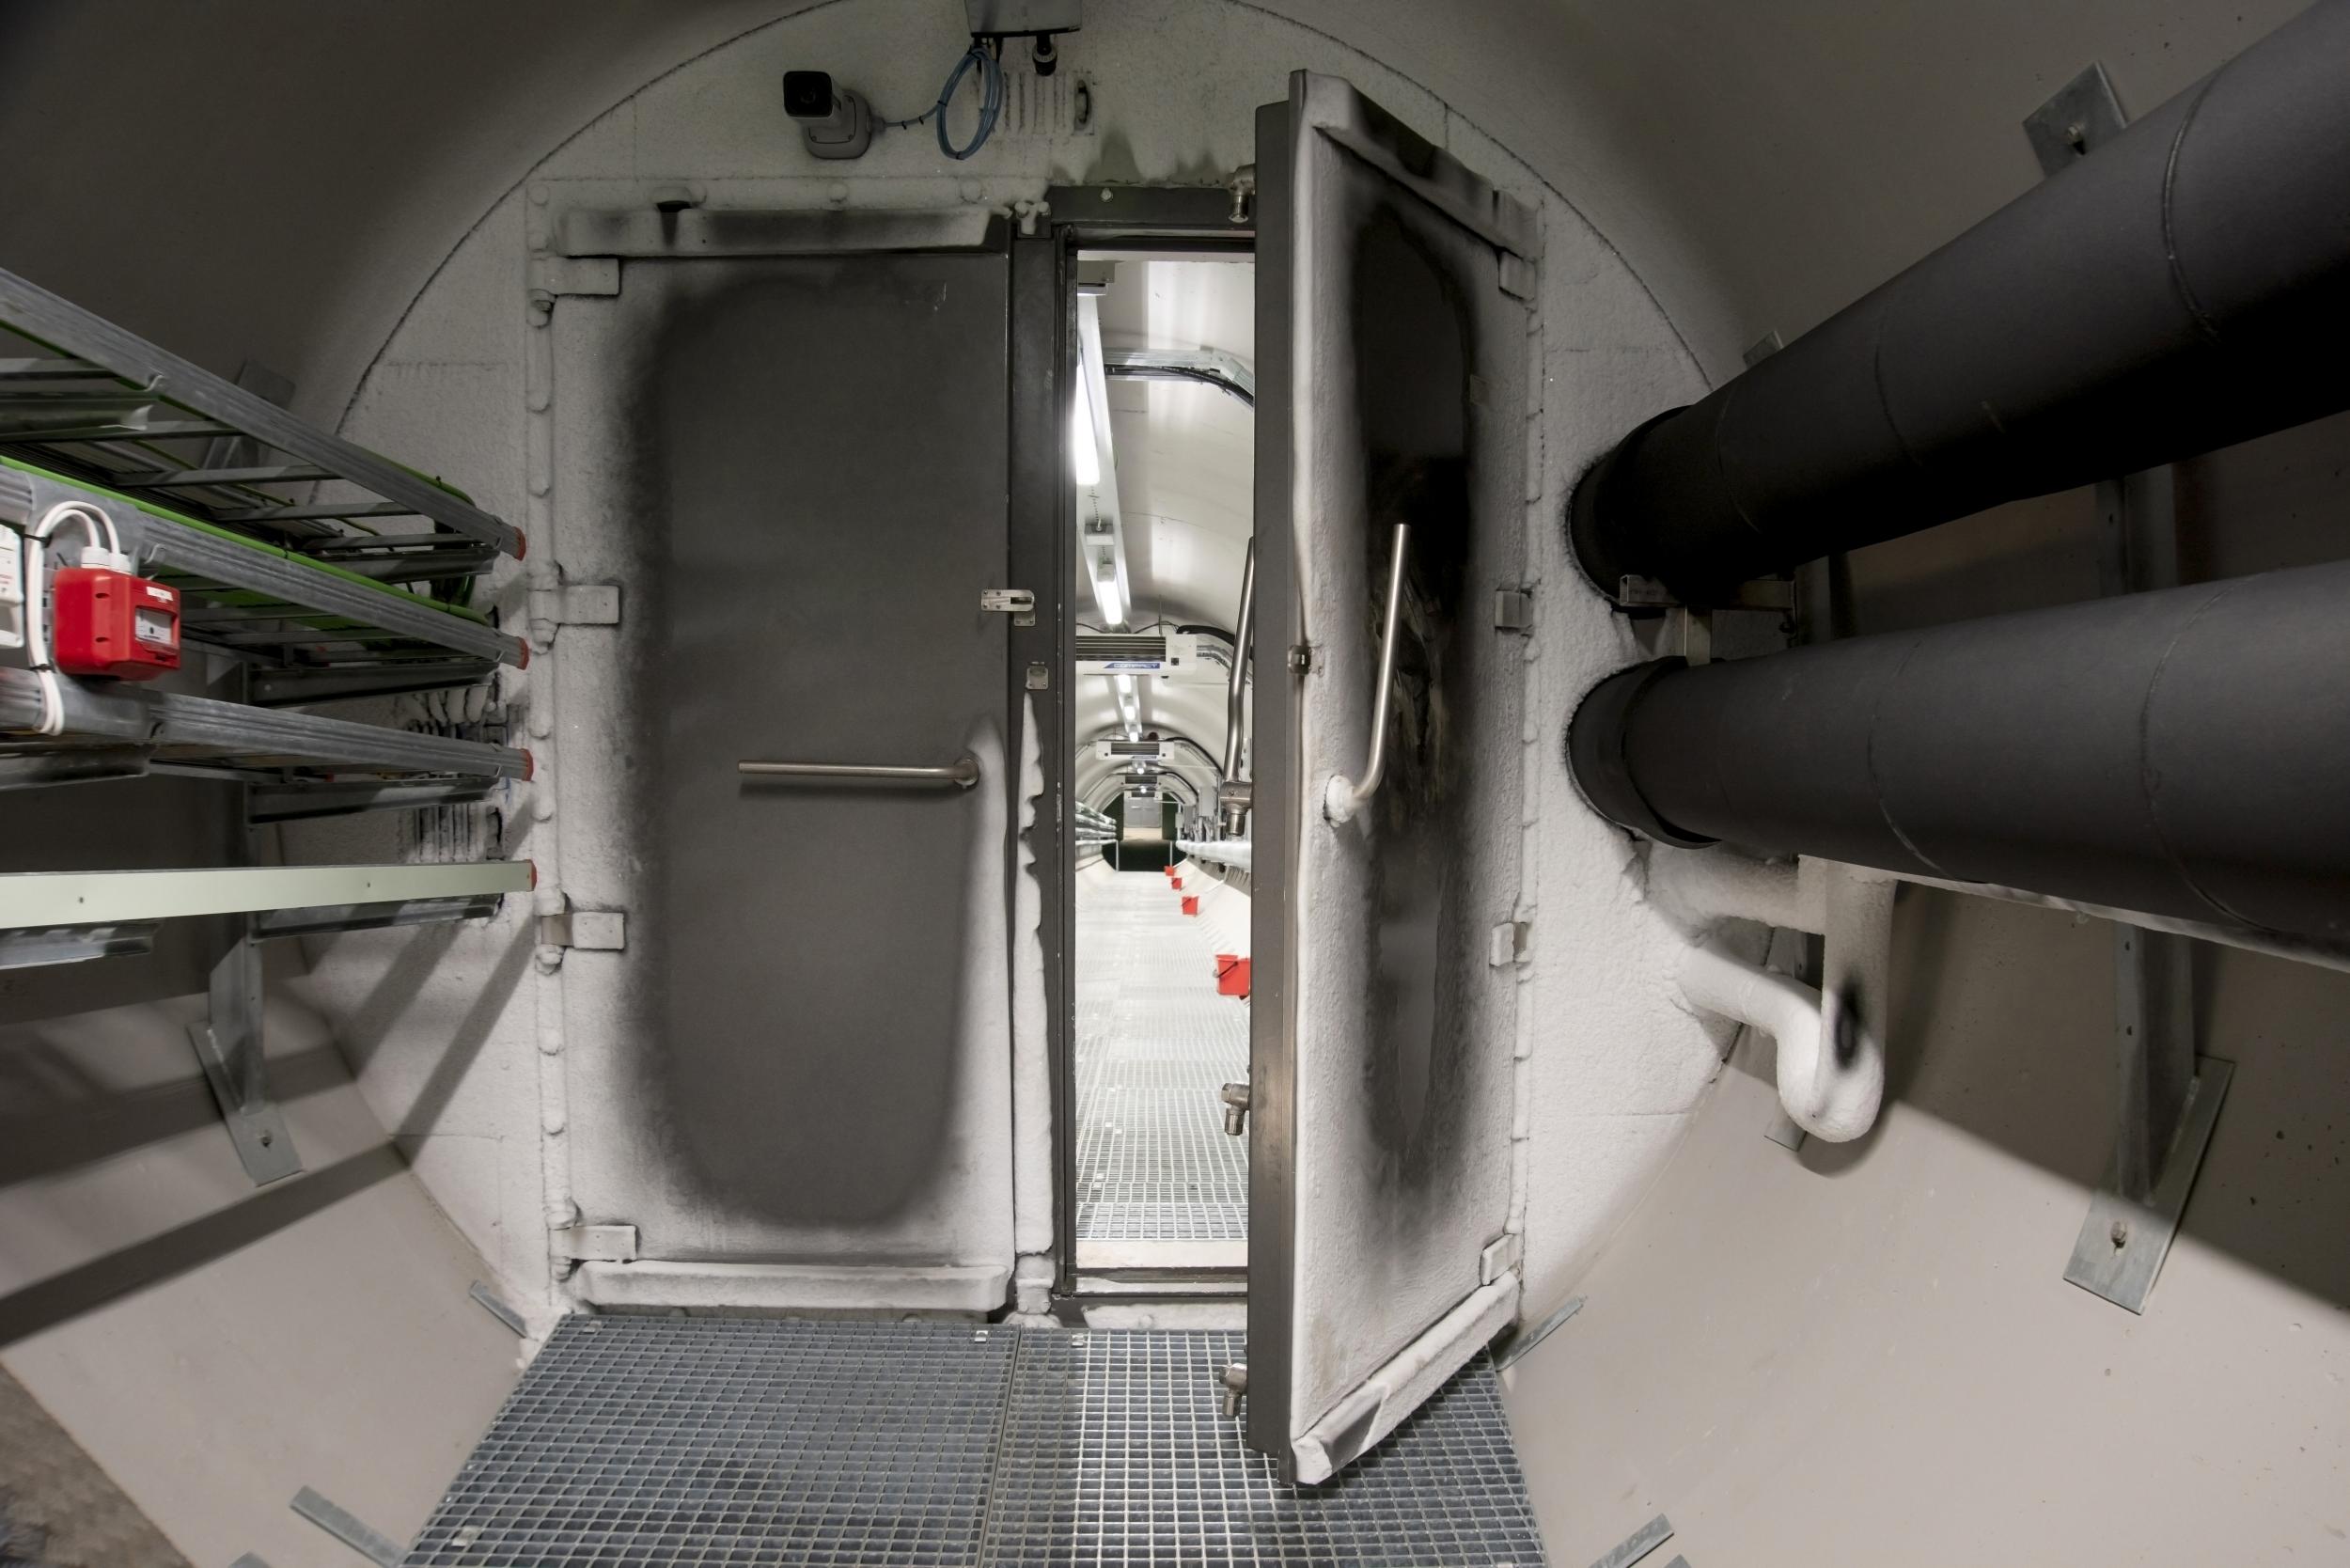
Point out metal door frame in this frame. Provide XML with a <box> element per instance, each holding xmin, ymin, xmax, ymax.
<box><xmin>1028</xmin><ymin>188</ymin><xmax>1256</xmax><ymax>1297</ymax></box>
<box><xmin>1242</xmin><ymin>105</ymin><xmax>1302</xmax><ymax>1464</ymax></box>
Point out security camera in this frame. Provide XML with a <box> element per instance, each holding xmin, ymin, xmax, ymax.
<box><xmin>782</xmin><ymin>71</ymin><xmax>872</xmax><ymax>161</ymax></box>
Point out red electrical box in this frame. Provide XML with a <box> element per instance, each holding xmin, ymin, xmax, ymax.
<box><xmin>1182</xmin><ymin>895</ymin><xmax>1199</xmax><ymax>916</ymax></box>
<box><xmin>51</xmin><ymin>566</ymin><xmax>180</xmax><ymax>680</ymax></box>
<box><xmin>1169</xmin><ymin>875</ymin><xmax>1184</xmax><ymax>891</ymax></box>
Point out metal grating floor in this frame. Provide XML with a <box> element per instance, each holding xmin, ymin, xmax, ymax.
<box><xmin>1074</xmin><ymin>873</ymin><xmax>1250</xmax><ymax>1243</ymax></box>
<box><xmin>406</xmin><ymin>1319</ymin><xmax>1545</xmax><ymax>1567</ymax></box>
<box><xmin>405</xmin><ymin>1319</ymin><xmax>1016</xmax><ymax>1567</ymax></box>
<box><xmin>989</xmin><ymin>1329</ymin><xmax>1544</xmax><ymax>1567</ymax></box>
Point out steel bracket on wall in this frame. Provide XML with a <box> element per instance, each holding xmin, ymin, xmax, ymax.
<box><xmin>2023</xmin><ymin>60</ymin><xmax>2128</xmax><ymax>175</ymax></box>
<box><xmin>2064</xmin><ymin>927</ymin><xmax>2232</xmax><ymax>1312</ymax></box>
<box><xmin>187</xmin><ymin>931</ymin><xmax>305</xmax><ymax>1186</ymax></box>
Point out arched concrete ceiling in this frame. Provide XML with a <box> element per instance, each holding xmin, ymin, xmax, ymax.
<box><xmin>0</xmin><ymin>0</ymin><xmax>2305</xmax><ymax>423</ymax></box>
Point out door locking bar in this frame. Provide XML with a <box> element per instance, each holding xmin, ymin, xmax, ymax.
<box><xmin>738</xmin><ymin>757</ymin><xmax>982</xmax><ymax>789</ymax></box>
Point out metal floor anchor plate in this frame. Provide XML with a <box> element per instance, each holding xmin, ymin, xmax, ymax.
<box><xmin>405</xmin><ymin>1319</ymin><xmax>1546</xmax><ymax>1567</ymax></box>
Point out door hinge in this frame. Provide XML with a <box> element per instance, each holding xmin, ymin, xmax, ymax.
<box><xmin>1493</xmin><ymin>588</ymin><xmax>1533</xmax><ymax>633</ymax></box>
<box><xmin>529</xmin><ymin>583</ymin><xmax>622</xmax><ymax>631</ymax></box>
<box><xmin>1488</xmin><ymin>919</ymin><xmax>1530</xmax><ymax>967</ymax></box>
<box><xmin>981</xmin><ymin>588</ymin><xmax>1036</xmax><ymax>627</ymax></box>
<box><xmin>1220</xmin><ymin>1080</ymin><xmax>1252</xmax><ymax>1137</ymax></box>
<box><xmin>552</xmin><ymin>1222</ymin><xmax>638</xmax><ymax>1262</ymax></box>
<box><xmin>539</xmin><ymin>907</ymin><xmax>626</xmax><ymax>951</ymax></box>
<box><xmin>1287</xmin><ymin>643</ymin><xmax>1314</xmax><ymax>674</ymax></box>
<box><xmin>1479</xmin><ymin>1231</ymin><xmax>1524</xmax><ymax>1285</ymax></box>
<box><xmin>527</xmin><ymin>255</ymin><xmax>621</xmax><ymax>303</ymax></box>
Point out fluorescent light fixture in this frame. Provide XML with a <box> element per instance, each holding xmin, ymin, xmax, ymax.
<box><xmin>1112</xmin><ymin>673</ymin><xmax>1136</xmax><ymax>698</ymax></box>
<box><xmin>1071</xmin><ymin>387</ymin><xmax>1100</xmax><ymax>488</ymax></box>
<box><xmin>1091</xmin><ymin>561</ymin><xmax>1124</xmax><ymax>628</ymax></box>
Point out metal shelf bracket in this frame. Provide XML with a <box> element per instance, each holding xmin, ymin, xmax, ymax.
<box><xmin>188</xmin><ymin>933</ymin><xmax>304</xmax><ymax>1186</ymax></box>
<box><xmin>2063</xmin><ymin>928</ymin><xmax>2232</xmax><ymax>1312</ymax></box>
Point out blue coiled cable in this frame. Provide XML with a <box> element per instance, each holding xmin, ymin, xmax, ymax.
<box><xmin>932</xmin><ymin>39</ymin><xmax>1003</xmax><ymax>160</ymax></box>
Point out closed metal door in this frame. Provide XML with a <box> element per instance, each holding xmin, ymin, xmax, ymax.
<box><xmin>570</xmin><ymin>250</ymin><xmax>1016</xmax><ymax>1279</ymax></box>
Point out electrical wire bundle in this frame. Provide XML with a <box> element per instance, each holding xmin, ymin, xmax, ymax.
<box><xmin>880</xmin><ymin>37</ymin><xmax>1006</xmax><ymax>160</ymax></box>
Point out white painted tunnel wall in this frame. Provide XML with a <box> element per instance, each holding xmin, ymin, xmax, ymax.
<box><xmin>0</xmin><ymin>986</ymin><xmax>521</xmax><ymax>1565</ymax></box>
<box><xmin>296</xmin><ymin>0</ymin><xmax>1723</xmax><ymax>1331</ymax></box>
<box><xmin>1502</xmin><ymin>892</ymin><xmax>2350</xmax><ymax>1566</ymax></box>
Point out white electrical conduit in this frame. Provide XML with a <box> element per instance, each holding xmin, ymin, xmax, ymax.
<box><xmin>19</xmin><ymin>500</ymin><xmax>127</xmax><ymax>736</ymax></box>
<box><xmin>1647</xmin><ymin>847</ymin><xmax>1896</xmax><ymax>1142</ymax></box>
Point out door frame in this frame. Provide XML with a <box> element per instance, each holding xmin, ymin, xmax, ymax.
<box><xmin>1025</xmin><ymin>188</ymin><xmax>1257</xmax><ymax>1298</ymax></box>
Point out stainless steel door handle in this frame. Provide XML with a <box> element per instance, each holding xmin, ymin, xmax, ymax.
<box><xmin>737</xmin><ymin>757</ymin><xmax>980</xmax><ymax>789</ymax></box>
<box><xmin>1218</xmin><ymin>538</ymin><xmax>1258</xmax><ymax>834</ymax></box>
<box><xmin>1324</xmin><ymin>521</ymin><xmax>1410</xmax><ymax>824</ymax></box>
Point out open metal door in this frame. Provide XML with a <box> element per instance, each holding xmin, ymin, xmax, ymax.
<box><xmin>1246</xmin><ymin>73</ymin><xmax>1538</xmax><ymax>1482</ymax></box>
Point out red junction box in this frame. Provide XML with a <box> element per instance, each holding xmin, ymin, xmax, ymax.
<box><xmin>51</xmin><ymin>566</ymin><xmax>180</xmax><ymax>680</ymax></box>
<box><xmin>1169</xmin><ymin>875</ymin><xmax>1184</xmax><ymax>891</ymax></box>
<box><xmin>1182</xmin><ymin>896</ymin><xmax>1199</xmax><ymax>916</ymax></box>
<box><xmin>1214</xmin><ymin>954</ymin><xmax>1251</xmax><ymax>998</ymax></box>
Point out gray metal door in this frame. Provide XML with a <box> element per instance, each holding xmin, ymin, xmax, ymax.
<box><xmin>1248</xmin><ymin>73</ymin><xmax>1538</xmax><ymax>1482</ymax></box>
<box><xmin>572</xmin><ymin>248</ymin><xmax>1016</xmax><ymax>1283</ymax></box>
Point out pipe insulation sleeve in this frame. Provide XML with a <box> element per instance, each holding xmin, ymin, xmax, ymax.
<box><xmin>1571</xmin><ymin>0</ymin><xmax>2350</xmax><ymax>602</ymax></box>
<box><xmin>1567</xmin><ymin>560</ymin><xmax>2350</xmax><ymax>952</ymax></box>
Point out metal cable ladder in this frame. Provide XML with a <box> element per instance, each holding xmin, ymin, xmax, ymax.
<box><xmin>0</xmin><ymin>265</ymin><xmax>536</xmax><ymax>1184</ymax></box>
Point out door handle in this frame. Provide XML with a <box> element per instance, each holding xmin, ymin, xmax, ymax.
<box><xmin>1324</xmin><ymin>522</ymin><xmax>1410</xmax><ymax>824</ymax></box>
<box><xmin>1218</xmin><ymin>538</ymin><xmax>1258</xmax><ymax>834</ymax></box>
<box><xmin>737</xmin><ymin>757</ymin><xmax>980</xmax><ymax>789</ymax></box>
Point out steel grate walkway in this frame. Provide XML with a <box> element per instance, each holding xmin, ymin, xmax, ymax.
<box><xmin>405</xmin><ymin>1318</ymin><xmax>1545</xmax><ymax>1567</ymax></box>
<box><xmin>1073</xmin><ymin>872</ymin><xmax>1250</xmax><ymax>1243</ymax></box>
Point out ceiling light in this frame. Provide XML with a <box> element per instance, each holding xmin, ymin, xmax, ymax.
<box><xmin>1092</xmin><ymin>561</ymin><xmax>1123</xmax><ymax>628</ymax></box>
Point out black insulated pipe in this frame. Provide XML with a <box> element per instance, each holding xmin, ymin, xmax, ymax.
<box><xmin>1565</xmin><ymin>560</ymin><xmax>2350</xmax><ymax>952</ymax></box>
<box><xmin>1571</xmin><ymin>0</ymin><xmax>2350</xmax><ymax>605</ymax></box>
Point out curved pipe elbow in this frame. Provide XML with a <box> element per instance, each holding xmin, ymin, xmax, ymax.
<box><xmin>1678</xmin><ymin>938</ymin><xmax>1884</xmax><ymax>1143</ymax></box>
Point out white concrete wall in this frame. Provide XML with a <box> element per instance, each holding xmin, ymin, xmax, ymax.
<box><xmin>286</xmin><ymin>0</ymin><xmax>1718</xmax><ymax>1329</ymax></box>
<box><xmin>1504</xmin><ymin>892</ymin><xmax>2350</xmax><ymax>1566</ymax></box>
<box><xmin>0</xmin><ymin>985</ymin><xmax>520</xmax><ymax>1566</ymax></box>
